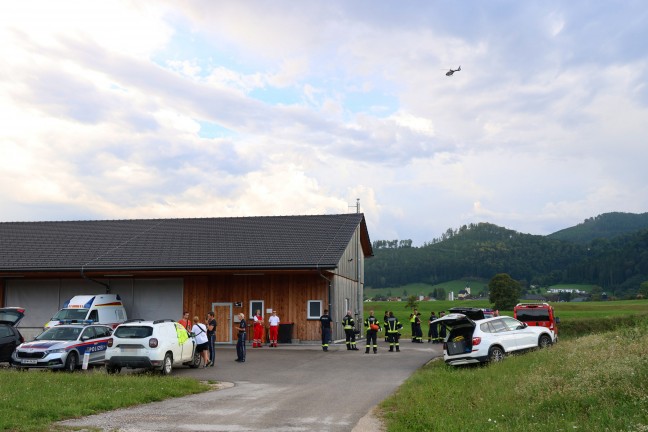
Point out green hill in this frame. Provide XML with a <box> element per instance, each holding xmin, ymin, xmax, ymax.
<box><xmin>548</xmin><ymin>212</ymin><xmax>648</xmax><ymax>244</ymax></box>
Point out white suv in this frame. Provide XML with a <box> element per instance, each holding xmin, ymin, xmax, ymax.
<box><xmin>104</xmin><ymin>319</ymin><xmax>199</xmax><ymax>375</ymax></box>
<box><xmin>433</xmin><ymin>314</ymin><xmax>555</xmax><ymax>366</ymax></box>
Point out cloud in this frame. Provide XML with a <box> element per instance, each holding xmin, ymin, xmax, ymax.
<box><xmin>0</xmin><ymin>1</ymin><xmax>647</xmax><ymax>245</ymax></box>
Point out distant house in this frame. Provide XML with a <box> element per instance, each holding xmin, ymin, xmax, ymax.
<box><xmin>521</xmin><ymin>294</ymin><xmax>548</xmax><ymax>301</ymax></box>
<box><xmin>0</xmin><ymin>214</ymin><xmax>373</xmax><ymax>343</ymax></box>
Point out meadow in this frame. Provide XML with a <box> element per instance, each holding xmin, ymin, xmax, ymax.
<box><xmin>380</xmin><ymin>313</ymin><xmax>648</xmax><ymax>432</ymax></box>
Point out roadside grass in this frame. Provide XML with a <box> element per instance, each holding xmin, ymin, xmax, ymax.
<box><xmin>380</xmin><ymin>316</ymin><xmax>648</xmax><ymax>432</ymax></box>
<box><xmin>0</xmin><ymin>369</ymin><xmax>210</xmax><ymax>431</ymax></box>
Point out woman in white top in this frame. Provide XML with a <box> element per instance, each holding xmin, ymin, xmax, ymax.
<box><xmin>268</xmin><ymin>310</ymin><xmax>280</xmax><ymax>347</ymax></box>
<box><xmin>191</xmin><ymin>315</ymin><xmax>210</xmax><ymax>367</ymax></box>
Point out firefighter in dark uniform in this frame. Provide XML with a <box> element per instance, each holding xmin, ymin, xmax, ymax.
<box><xmin>364</xmin><ymin>309</ymin><xmax>380</xmax><ymax>354</ymax></box>
<box><xmin>428</xmin><ymin>311</ymin><xmax>438</xmax><ymax>343</ymax></box>
<box><xmin>437</xmin><ymin>311</ymin><xmax>447</xmax><ymax>343</ymax></box>
<box><xmin>383</xmin><ymin>311</ymin><xmax>389</xmax><ymax>342</ymax></box>
<box><xmin>409</xmin><ymin>308</ymin><xmax>418</xmax><ymax>342</ymax></box>
<box><xmin>414</xmin><ymin>312</ymin><xmax>423</xmax><ymax>343</ymax></box>
<box><xmin>385</xmin><ymin>311</ymin><xmax>402</xmax><ymax>352</ymax></box>
<box><xmin>319</xmin><ymin>309</ymin><xmax>332</xmax><ymax>351</ymax></box>
<box><xmin>342</xmin><ymin>310</ymin><xmax>358</xmax><ymax>350</ymax></box>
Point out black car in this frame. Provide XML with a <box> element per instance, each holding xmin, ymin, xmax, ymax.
<box><xmin>447</xmin><ymin>307</ymin><xmax>486</xmax><ymax>321</ymax></box>
<box><xmin>0</xmin><ymin>308</ymin><xmax>25</xmax><ymax>363</ymax></box>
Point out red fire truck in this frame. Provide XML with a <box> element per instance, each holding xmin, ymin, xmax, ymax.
<box><xmin>513</xmin><ymin>302</ymin><xmax>560</xmax><ymax>341</ymax></box>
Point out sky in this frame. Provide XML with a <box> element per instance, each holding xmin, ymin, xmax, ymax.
<box><xmin>1</xmin><ymin>1</ymin><xmax>647</xmax><ymax>246</ymax></box>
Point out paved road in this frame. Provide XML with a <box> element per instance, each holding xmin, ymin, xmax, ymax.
<box><xmin>59</xmin><ymin>341</ymin><xmax>442</xmax><ymax>432</ymax></box>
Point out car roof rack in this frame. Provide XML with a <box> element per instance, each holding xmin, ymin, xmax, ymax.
<box><xmin>123</xmin><ymin>319</ymin><xmax>146</xmax><ymax>323</ymax></box>
<box><xmin>153</xmin><ymin>319</ymin><xmax>175</xmax><ymax>324</ymax></box>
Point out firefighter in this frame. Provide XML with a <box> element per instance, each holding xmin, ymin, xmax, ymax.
<box><xmin>385</xmin><ymin>311</ymin><xmax>402</xmax><ymax>352</ymax></box>
<box><xmin>414</xmin><ymin>312</ymin><xmax>423</xmax><ymax>343</ymax></box>
<box><xmin>409</xmin><ymin>308</ymin><xmax>418</xmax><ymax>342</ymax></box>
<box><xmin>319</xmin><ymin>309</ymin><xmax>332</xmax><ymax>351</ymax></box>
<box><xmin>428</xmin><ymin>311</ymin><xmax>438</xmax><ymax>343</ymax></box>
<box><xmin>383</xmin><ymin>311</ymin><xmax>389</xmax><ymax>342</ymax></box>
<box><xmin>364</xmin><ymin>309</ymin><xmax>380</xmax><ymax>354</ymax></box>
<box><xmin>342</xmin><ymin>310</ymin><xmax>358</xmax><ymax>350</ymax></box>
<box><xmin>437</xmin><ymin>311</ymin><xmax>447</xmax><ymax>342</ymax></box>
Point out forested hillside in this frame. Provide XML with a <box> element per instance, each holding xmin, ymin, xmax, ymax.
<box><xmin>548</xmin><ymin>212</ymin><xmax>648</xmax><ymax>244</ymax></box>
<box><xmin>365</xmin><ymin>214</ymin><xmax>648</xmax><ymax>298</ymax></box>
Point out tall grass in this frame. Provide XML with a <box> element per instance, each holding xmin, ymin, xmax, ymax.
<box><xmin>0</xmin><ymin>369</ymin><xmax>210</xmax><ymax>431</ymax></box>
<box><xmin>380</xmin><ymin>316</ymin><xmax>648</xmax><ymax>432</ymax></box>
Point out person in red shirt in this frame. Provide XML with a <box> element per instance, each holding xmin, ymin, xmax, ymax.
<box><xmin>178</xmin><ymin>311</ymin><xmax>192</xmax><ymax>329</ymax></box>
<box><xmin>253</xmin><ymin>310</ymin><xmax>264</xmax><ymax>347</ymax></box>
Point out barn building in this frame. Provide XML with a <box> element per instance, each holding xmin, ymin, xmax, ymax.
<box><xmin>0</xmin><ymin>213</ymin><xmax>373</xmax><ymax>343</ymax></box>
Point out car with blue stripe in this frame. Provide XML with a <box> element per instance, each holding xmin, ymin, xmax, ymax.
<box><xmin>11</xmin><ymin>322</ymin><xmax>113</xmax><ymax>371</ymax></box>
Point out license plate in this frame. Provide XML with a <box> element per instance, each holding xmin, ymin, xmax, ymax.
<box><xmin>22</xmin><ymin>359</ymin><xmax>37</xmax><ymax>365</ymax></box>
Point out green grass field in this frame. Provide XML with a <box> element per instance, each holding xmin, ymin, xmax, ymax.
<box><xmin>380</xmin><ymin>313</ymin><xmax>648</xmax><ymax>432</ymax></box>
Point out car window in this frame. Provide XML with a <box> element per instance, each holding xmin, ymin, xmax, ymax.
<box><xmin>53</xmin><ymin>309</ymin><xmax>88</xmax><ymax>321</ymax></box>
<box><xmin>94</xmin><ymin>326</ymin><xmax>112</xmax><ymax>338</ymax></box>
<box><xmin>114</xmin><ymin>325</ymin><xmax>153</xmax><ymax>338</ymax></box>
<box><xmin>88</xmin><ymin>310</ymin><xmax>99</xmax><ymax>322</ymax></box>
<box><xmin>81</xmin><ymin>327</ymin><xmax>97</xmax><ymax>340</ymax></box>
<box><xmin>0</xmin><ymin>326</ymin><xmax>12</xmax><ymax>338</ymax></box>
<box><xmin>502</xmin><ymin>316</ymin><xmax>523</xmax><ymax>330</ymax></box>
<box><xmin>37</xmin><ymin>327</ymin><xmax>82</xmax><ymax>341</ymax></box>
<box><xmin>516</xmin><ymin>308</ymin><xmax>550</xmax><ymax>322</ymax></box>
<box><xmin>488</xmin><ymin>319</ymin><xmax>508</xmax><ymax>333</ymax></box>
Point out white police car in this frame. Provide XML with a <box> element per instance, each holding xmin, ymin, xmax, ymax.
<box><xmin>11</xmin><ymin>321</ymin><xmax>113</xmax><ymax>371</ymax></box>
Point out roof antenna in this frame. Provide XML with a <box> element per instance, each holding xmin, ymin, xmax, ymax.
<box><xmin>349</xmin><ymin>198</ymin><xmax>360</xmax><ymax>214</ymax></box>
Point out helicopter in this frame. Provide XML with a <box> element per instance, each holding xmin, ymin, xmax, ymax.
<box><xmin>444</xmin><ymin>66</ymin><xmax>461</xmax><ymax>76</ymax></box>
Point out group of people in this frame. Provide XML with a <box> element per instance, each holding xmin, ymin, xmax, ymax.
<box><xmin>178</xmin><ymin>311</ymin><xmax>217</xmax><ymax>367</ymax></box>
<box><xmin>318</xmin><ymin>308</ymin><xmax>451</xmax><ymax>354</ymax></box>
<box><xmin>180</xmin><ymin>309</ymin><xmax>282</xmax><ymax>365</ymax></box>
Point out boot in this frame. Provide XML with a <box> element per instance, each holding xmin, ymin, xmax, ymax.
<box><xmin>396</xmin><ymin>347</ymin><xmax>400</xmax><ymax>352</ymax></box>
<box><xmin>365</xmin><ymin>348</ymin><xmax>369</xmax><ymax>354</ymax></box>
<box><xmin>389</xmin><ymin>347</ymin><xmax>393</xmax><ymax>352</ymax></box>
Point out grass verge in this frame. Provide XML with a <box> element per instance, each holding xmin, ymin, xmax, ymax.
<box><xmin>379</xmin><ymin>316</ymin><xmax>648</xmax><ymax>432</ymax></box>
<box><xmin>0</xmin><ymin>369</ymin><xmax>210</xmax><ymax>431</ymax></box>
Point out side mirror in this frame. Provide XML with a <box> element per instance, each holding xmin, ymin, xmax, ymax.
<box><xmin>555</xmin><ymin>317</ymin><xmax>560</xmax><ymax>324</ymax></box>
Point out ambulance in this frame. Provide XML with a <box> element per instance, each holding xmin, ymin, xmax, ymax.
<box><xmin>44</xmin><ymin>294</ymin><xmax>128</xmax><ymax>330</ymax></box>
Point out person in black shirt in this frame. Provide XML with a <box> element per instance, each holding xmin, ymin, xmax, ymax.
<box><xmin>319</xmin><ymin>309</ymin><xmax>332</xmax><ymax>351</ymax></box>
<box><xmin>235</xmin><ymin>313</ymin><xmax>247</xmax><ymax>362</ymax></box>
<box><xmin>206</xmin><ymin>311</ymin><xmax>217</xmax><ymax>367</ymax></box>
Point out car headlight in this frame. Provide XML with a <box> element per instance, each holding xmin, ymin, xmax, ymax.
<box><xmin>45</xmin><ymin>348</ymin><xmax>66</xmax><ymax>355</ymax></box>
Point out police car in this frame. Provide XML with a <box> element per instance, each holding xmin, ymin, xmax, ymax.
<box><xmin>11</xmin><ymin>321</ymin><xmax>113</xmax><ymax>371</ymax></box>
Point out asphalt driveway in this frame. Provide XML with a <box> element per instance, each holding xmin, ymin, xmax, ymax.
<box><xmin>58</xmin><ymin>341</ymin><xmax>442</xmax><ymax>432</ymax></box>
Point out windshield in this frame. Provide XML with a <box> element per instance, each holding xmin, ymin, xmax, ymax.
<box><xmin>52</xmin><ymin>309</ymin><xmax>89</xmax><ymax>321</ymax></box>
<box><xmin>36</xmin><ymin>327</ymin><xmax>82</xmax><ymax>341</ymax></box>
<box><xmin>516</xmin><ymin>308</ymin><xmax>550</xmax><ymax>322</ymax></box>
<box><xmin>114</xmin><ymin>326</ymin><xmax>153</xmax><ymax>338</ymax></box>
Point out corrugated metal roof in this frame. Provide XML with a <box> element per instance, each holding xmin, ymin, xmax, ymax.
<box><xmin>0</xmin><ymin>214</ymin><xmax>372</xmax><ymax>272</ymax></box>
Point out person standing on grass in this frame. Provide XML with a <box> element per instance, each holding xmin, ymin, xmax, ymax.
<box><xmin>235</xmin><ymin>313</ymin><xmax>247</xmax><ymax>362</ymax></box>
<box><xmin>206</xmin><ymin>311</ymin><xmax>217</xmax><ymax>367</ymax></box>
<box><xmin>268</xmin><ymin>310</ymin><xmax>280</xmax><ymax>347</ymax></box>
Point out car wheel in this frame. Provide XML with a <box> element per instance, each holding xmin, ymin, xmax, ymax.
<box><xmin>189</xmin><ymin>350</ymin><xmax>201</xmax><ymax>368</ymax></box>
<box><xmin>161</xmin><ymin>353</ymin><xmax>173</xmax><ymax>375</ymax></box>
<box><xmin>64</xmin><ymin>352</ymin><xmax>78</xmax><ymax>372</ymax></box>
<box><xmin>106</xmin><ymin>366</ymin><xmax>121</xmax><ymax>374</ymax></box>
<box><xmin>539</xmin><ymin>334</ymin><xmax>552</xmax><ymax>348</ymax></box>
<box><xmin>488</xmin><ymin>346</ymin><xmax>505</xmax><ymax>363</ymax></box>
